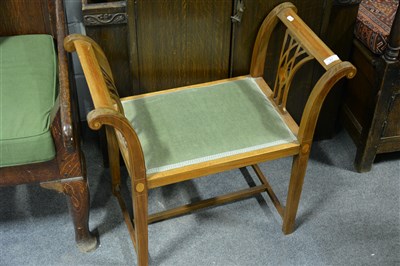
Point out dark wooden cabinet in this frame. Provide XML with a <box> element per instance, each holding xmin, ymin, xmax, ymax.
<box><xmin>341</xmin><ymin>2</ymin><xmax>400</xmax><ymax>172</ymax></box>
<box><xmin>82</xmin><ymin>0</ymin><xmax>360</xmax><ymax>138</ymax></box>
<box><xmin>342</xmin><ymin>40</ymin><xmax>400</xmax><ymax>171</ymax></box>
<box><xmin>383</xmin><ymin>93</ymin><xmax>400</xmax><ymax>139</ymax></box>
<box><xmin>0</xmin><ymin>0</ymin><xmax>53</xmax><ymax>35</ymax></box>
<box><xmin>132</xmin><ymin>0</ymin><xmax>233</xmax><ymax>92</ymax></box>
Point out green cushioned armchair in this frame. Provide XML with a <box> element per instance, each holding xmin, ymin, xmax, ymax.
<box><xmin>0</xmin><ymin>0</ymin><xmax>97</xmax><ymax>252</ymax></box>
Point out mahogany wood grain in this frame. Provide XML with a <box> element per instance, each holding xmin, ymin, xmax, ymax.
<box><xmin>0</xmin><ymin>0</ymin><xmax>49</xmax><ymax>36</ymax></box>
<box><xmin>0</xmin><ymin>0</ymin><xmax>97</xmax><ymax>252</ymax></box>
<box><xmin>131</xmin><ymin>0</ymin><xmax>232</xmax><ymax>92</ymax></box>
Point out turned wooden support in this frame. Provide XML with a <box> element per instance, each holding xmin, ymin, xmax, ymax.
<box><xmin>384</xmin><ymin>6</ymin><xmax>400</xmax><ymax>61</ymax></box>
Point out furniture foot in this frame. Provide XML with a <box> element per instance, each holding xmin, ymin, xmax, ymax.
<box><xmin>41</xmin><ymin>177</ymin><xmax>98</xmax><ymax>252</ymax></box>
<box><xmin>354</xmin><ymin>146</ymin><xmax>375</xmax><ymax>173</ymax></box>
<box><xmin>282</xmin><ymin>151</ymin><xmax>309</xmax><ymax>235</ymax></box>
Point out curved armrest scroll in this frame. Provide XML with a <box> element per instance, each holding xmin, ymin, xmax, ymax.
<box><xmin>298</xmin><ymin>61</ymin><xmax>356</xmax><ymax>144</ymax></box>
<box><xmin>87</xmin><ymin>108</ymin><xmax>146</xmax><ymax>180</ymax></box>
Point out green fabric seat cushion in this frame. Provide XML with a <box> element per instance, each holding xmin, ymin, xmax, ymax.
<box><xmin>0</xmin><ymin>34</ymin><xmax>57</xmax><ymax>167</ymax></box>
<box><xmin>122</xmin><ymin>77</ymin><xmax>297</xmax><ymax>174</ymax></box>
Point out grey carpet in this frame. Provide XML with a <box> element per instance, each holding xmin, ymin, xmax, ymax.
<box><xmin>1</xmin><ymin>130</ymin><xmax>399</xmax><ymax>266</ymax></box>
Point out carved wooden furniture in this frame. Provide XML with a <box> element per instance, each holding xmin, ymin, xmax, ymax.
<box><xmin>81</xmin><ymin>0</ymin><xmax>360</xmax><ymax>139</ymax></box>
<box><xmin>341</xmin><ymin>0</ymin><xmax>400</xmax><ymax>172</ymax></box>
<box><xmin>66</xmin><ymin>2</ymin><xmax>356</xmax><ymax>265</ymax></box>
<box><xmin>0</xmin><ymin>0</ymin><xmax>97</xmax><ymax>252</ymax></box>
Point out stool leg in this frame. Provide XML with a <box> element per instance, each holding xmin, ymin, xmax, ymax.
<box><xmin>282</xmin><ymin>152</ymin><xmax>309</xmax><ymax>235</ymax></box>
<box><xmin>133</xmin><ymin>182</ymin><xmax>149</xmax><ymax>266</ymax></box>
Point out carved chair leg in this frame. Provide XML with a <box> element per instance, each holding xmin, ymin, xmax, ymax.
<box><xmin>282</xmin><ymin>150</ymin><xmax>310</xmax><ymax>235</ymax></box>
<box><xmin>63</xmin><ymin>178</ymin><xmax>98</xmax><ymax>252</ymax></box>
<box><xmin>41</xmin><ymin>177</ymin><xmax>98</xmax><ymax>252</ymax></box>
<box><xmin>133</xmin><ymin>181</ymin><xmax>149</xmax><ymax>266</ymax></box>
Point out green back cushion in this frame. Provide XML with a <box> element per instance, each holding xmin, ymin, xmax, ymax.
<box><xmin>122</xmin><ymin>78</ymin><xmax>297</xmax><ymax>174</ymax></box>
<box><xmin>0</xmin><ymin>34</ymin><xmax>57</xmax><ymax>167</ymax></box>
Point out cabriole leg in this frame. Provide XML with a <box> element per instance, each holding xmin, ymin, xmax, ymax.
<box><xmin>42</xmin><ymin>177</ymin><xmax>98</xmax><ymax>252</ymax></box>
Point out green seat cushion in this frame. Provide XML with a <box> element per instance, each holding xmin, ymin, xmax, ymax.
<box><xmin>122</xmin><ymin>77</ymin><xmax>297</xmax><ymax>174</ymax></box>
<box><xmin>0</xmin><ymin>34</ymin><xmax>57</xmax><ymax>167</ymax></box>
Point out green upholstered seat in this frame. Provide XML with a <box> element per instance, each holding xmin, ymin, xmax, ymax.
<box><xmin>122</xmin><ymin>77</ymin><xmax>297</xmax><ymax>174</ymax></box>
<box><xmin>0</xmin><ymin>34</ymin><xmax>57</xmax><ymax>167</ymax></box>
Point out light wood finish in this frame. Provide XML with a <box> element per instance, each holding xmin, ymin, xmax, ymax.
<box><xmin>146</xmin><ymin>142</ymin><xmax>300</xmax><ymax>189</ymax></box>
<box><xmin>272</xmin><ymin>30</ymin><xmax>314</xmax><ymax>112</ymax></box>
<box><xmin>251</xmin><ymin>164</ymin><xmax>285</xmax><ymax>218</ymax></box>
<box><xmin>148</xmin><ymin>184</ymin><xmax>269</xmax><ymax>224</ymax></box>
<box><xmin>250</xmin><ymin>3</ymin><xmax>296</xmax><ymax>78</ymax></box>
<box><xmin>65</xmin><ymin>3</ymin><xmax>356</xmax><ymax>265</ymax></box>
<box><xmin>277</xmin><ymin>8</ymin><xmax>340</xmax><ymax>70</ymax></box>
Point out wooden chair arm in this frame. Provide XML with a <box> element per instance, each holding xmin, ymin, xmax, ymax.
<box><xmin>251</xmin><ymin>2</ymin><xmax>342</xmax><ymax>77</ymax></box>
<box><xmin>54</xmin><ymin>0</ymin><xmax>78</xmax><ymax>153</ymax></box>
<box><xmin>64</xmin><ymin>34</ymin><xmax>115</xmax><ymax>109</ymax></box>
<box><xmin>251</xmin><ymin>2</ymin><xmax>357</xmax><ymax>146</ymax></box>
<box><xmin>87</xmin><ymin>108</ymin><xmax>146</xmax><ymax>181</ymax></box>
<box><xmin>298</xmin><ymin>61</ymin><xmax>356</xmax><ymax>144</ymax></box>
<box><xmin>276</xmin><ymin>7</ymin><xmax>340</xmax><ymax>70</ymax></box>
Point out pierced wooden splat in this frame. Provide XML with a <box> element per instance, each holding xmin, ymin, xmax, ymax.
<box><xmin>100</xmin><ymin>65</ymin><xmax>125</xmax><ymax>114</ymax></box>
<box><xmin>273</xmin><ymin>30</ymin><xmax>314</xmax><ymax>112</ymax></box>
